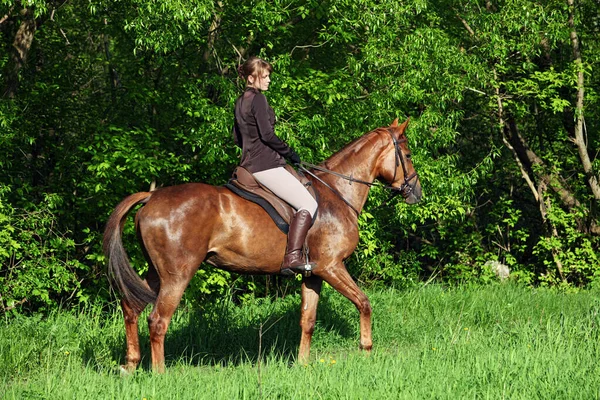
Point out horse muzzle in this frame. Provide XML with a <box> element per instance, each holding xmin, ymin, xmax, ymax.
<box><xmin>401</xmin><ymin>176</ymin><xmax>422</xmax><ymax>204</ymax></box>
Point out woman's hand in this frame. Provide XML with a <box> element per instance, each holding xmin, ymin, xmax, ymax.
<box><xmin>287</xmin><ymin>148</ymin><xmax>301</xmax><ymax>165</ymax></box>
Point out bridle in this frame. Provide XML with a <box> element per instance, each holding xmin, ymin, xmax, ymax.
<box><xmin>389</xmin><ymin>129</ymin><xmax>419</xmax><ymax>198</ymax></box>
<box><xmin>297</xmin><ymin>128</ymin><xmax>419</xmax><ymax>215</ymax></box>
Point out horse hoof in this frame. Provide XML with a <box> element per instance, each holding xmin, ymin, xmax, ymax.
<box><xmin>119</xmin><ymin>365</ymin><xmax>135</xmax><ymax>376</ymax></box>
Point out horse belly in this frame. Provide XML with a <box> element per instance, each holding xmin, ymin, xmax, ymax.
<box><xmin>206</xmin><ymin>194</ymin><xmax>288</xmax><ymax>274</ymax></box>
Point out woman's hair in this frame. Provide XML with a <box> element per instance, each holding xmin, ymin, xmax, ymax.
<box><xmin>237</xmin><ymin>57</ymin><xmax>273</xmax><ymax>81</ymax></box>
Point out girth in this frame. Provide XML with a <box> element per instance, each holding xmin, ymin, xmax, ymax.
<box><xmin>224</xmin><ymin>165</ymin><xmax>318</xmax><ymax>234</ymax></box>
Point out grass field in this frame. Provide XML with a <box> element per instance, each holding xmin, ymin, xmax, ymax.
<box><xmin>2</xmin><ymin>282</ymin><xmax>600</xmax><ymax>399</ymax></box>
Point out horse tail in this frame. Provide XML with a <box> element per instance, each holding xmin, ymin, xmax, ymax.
<box><xmin>103</xmin><ymin>192</ymin><xmax>157</xmax><ymax>312</ymax></box>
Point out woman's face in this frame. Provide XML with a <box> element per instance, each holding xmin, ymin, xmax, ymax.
<box><xmin>249</xmin><ymin>72</ymin><xmax>271</xmax><ymax>91</ymax></box>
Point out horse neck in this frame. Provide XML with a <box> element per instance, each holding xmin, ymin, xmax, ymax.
<box><xmin>317</xmin><ymin>130</ymin><xmax>388</xmax><ymax>214</ymax></box>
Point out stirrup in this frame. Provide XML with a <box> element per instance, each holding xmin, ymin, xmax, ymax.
<box><xmin>280</xmin><ymin>262</ymin><xmax>315</xmax><ymax>278</ymax></box>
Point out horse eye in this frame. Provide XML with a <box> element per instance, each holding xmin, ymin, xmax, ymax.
<box><xmin>406</xmin><ymin>154</ymin><xmax>412</xmax><ymax>159</ymax></box>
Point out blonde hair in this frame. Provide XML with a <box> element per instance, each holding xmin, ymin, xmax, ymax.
<box><xmin>237</xmin><ymin>57</ymin><xmax>273</xmax><ymax>83</ymax></box>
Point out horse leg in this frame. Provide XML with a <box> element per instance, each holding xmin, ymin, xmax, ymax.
<box><xmin>121</xmin><ymin>266</ymin><xmax>160</xmax><ymax>373</ymax></box>
<box><xmin>298</xmin><ymin>275</ymin><xmax>323</xmax><ymax>364</ymax></box>
<box><xmin>319</xmin><ymin>264</ymin><xmax>373</xmax><ymax>351</ymax></box>
<box><xmin>147</xmin><ymin>271</ymin><xmax>195</xmax><ymax>373</ymax></box>
<box><xmin>121</xmin><ymin>299</ymin><xmax>142</xmax><ymax>373</ymax></box>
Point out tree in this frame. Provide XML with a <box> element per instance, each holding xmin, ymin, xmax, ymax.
<box><xmin>1</xmin><ymin>0</ymin><xmax>599</xmax><ymax>312</ymax></box>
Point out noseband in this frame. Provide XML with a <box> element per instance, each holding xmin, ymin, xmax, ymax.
<box><xmin>298</xmin><ymin>129</ymin><xmax>419</xmax><ymax>215</ymax></box>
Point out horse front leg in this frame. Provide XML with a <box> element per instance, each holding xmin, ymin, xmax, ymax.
<box><xmin>298</xmin><ymin>275</ymin><xmax>323</xmax><ymax>364</ymax></box>
<box><xmin>319</xmin><ymin>263</ymin><xmax>373</xmax><ymax>352</ymax></box>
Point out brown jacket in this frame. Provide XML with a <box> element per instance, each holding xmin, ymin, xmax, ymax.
<box><xmin>233</xmin><ymin>88</ymin><xmax>292</xmax><ymax>173</ymax></box>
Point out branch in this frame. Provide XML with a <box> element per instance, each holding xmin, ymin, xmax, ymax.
<box><xmin>1</xmin><ymin>297</ymin><xmax>28</xmax><ymax>312</ymax></box>
<box><xmin>0</xmin><ymin>3</ymin><xmax>15</xmax><ymax>27</ymax></box>
<box><xmin>537</xmin><ymin>181</ymin><xmax>566</xmax><ymax>282</ymax></box>
<box><xmin>455</xmin><ymin>12</ymin><xmax>475</xmax><ymax>36</ymax></box>
<box><xmin>465</xmin><ymin>87</ymin><xmax>488</xmax><ymax>96</ymax></box>
<box><xmin>290</xmin><ymin>36</ymin><xmax>335</xmax><ymax>56</ymax></box>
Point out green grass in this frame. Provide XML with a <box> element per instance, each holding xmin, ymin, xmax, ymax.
<box><xmin>2</xmin><ymin>283</ymin><xmax>600</xmax><ymax>399</ymax></box>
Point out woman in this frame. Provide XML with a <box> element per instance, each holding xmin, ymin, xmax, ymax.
<box><xmin>232</xmin><ymin>57</ymin><xmax>318</xmax><ymax>276</ymax></box>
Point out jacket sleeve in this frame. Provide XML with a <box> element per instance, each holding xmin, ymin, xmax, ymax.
<box><xmin>232</xmin><ymin>120</ymin><xmax>242</xmax><ymax>148</ymax></box>
<box><xmin>251</xmin><ymin>93</ymin><xmax>292</xmax><ymax>157</ymax></box>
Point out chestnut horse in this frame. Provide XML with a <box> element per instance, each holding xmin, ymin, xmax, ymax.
<box><xmin>103</xmin><ymin>118</ymin><xmax>421</xmax><ymax>373</ymax></box>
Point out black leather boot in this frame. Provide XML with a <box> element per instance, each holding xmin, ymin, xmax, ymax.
<box><xmin>280</xmin><ymin>209</ymin><xmax>315</xmax><ymax>276</ymax></box>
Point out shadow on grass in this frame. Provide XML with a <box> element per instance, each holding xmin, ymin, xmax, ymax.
<box><xmin>83</xmin><ymin>289</ymin><xmax>357</xmax><ymax>371</ymax></box>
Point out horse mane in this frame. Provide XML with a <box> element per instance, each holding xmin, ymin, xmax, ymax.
<box><xmin>322</xmin><ymin>127</ymin><xmax>388</xmax><ymax>170</ymax></box>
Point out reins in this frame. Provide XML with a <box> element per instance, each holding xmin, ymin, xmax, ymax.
<box><xmin>297</xmin><ymin>163</ymin><xmax>362</xmax><ymax>215</ymax></box>
<box><xmin>296</xmin><ymin>129</ymin><xmax>419</xmax><ymax>216</ymax></box>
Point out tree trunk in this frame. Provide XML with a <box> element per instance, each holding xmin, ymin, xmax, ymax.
<box><xmin>567</xmin><ymin>0</ymin><xmax>600</xmax><ymax>199</ymax></box>
<box><xmin>3</xmin><ymin>7</ymin><xmax>36</xmax><ymax>98</ymax></box>
<box><xmin>203</xmin><ymin>1</ymin><xmax>223</xmax><ymax>65</ymax></box>
<box><xmin>496</xmin><ymin>80</ymin><xmax>566</xmax><ymax>280</ymax></box>
<box><xmin>495</xmin><ymin>69</ymin><xmax>600</xmax><ymax>235</ymax></box>
<box><xmin>103</xmin><ymin>18</ymin><xmax>119</xmax><ymax>108</ymax></box>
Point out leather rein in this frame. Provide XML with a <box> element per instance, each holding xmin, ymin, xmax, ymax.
<box><xmin>297</xmin><ymin>129</ymin><xmax>419</xmax><ymax>216</ymax></box>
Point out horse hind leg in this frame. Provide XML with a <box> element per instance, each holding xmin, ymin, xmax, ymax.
<box><xmin>146</xmin><ymin>272</ymin><xmax>196</xmax><ymax>373</ymax></box>
<box><xmin>141</xmin><ymin>224</ymin><xmax>208</xmax><ymax>372</ymax></box>
<box><xmin>121</xmin><ymin>298</ymin><xmax>143</xmax><ymax>374</ymax></box>
<box><xmin>120</xmin><ymin>264</ymin><xmax>160</xmax><ymax>373</ymax></box>
<box><xmin>145</xmin><ymin>252</ymin><xmax>204</xmax><ymax>373</ymax></box>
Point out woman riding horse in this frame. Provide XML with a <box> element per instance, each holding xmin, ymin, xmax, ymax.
<box><xmin>104</xmin><ymin>66</ymin><xmax>422</xmax><ymax>372</ymax></box>
<box><xmin>233</xmin><ymin>57</ymin><xmax>318</xmax><ymax>276</ymax></box>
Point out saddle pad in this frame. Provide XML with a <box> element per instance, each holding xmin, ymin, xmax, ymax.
<box><xmin>224</xmin><ymin>183</ymin><xmax>290</xmax><ymax>234</ymax></box>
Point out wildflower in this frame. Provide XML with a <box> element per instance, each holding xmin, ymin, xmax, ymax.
<box><xmin>64</xmin><ymin>351</ymin><xmax>70</xmax><ymax>355</ymax></box>
<box><xmin>464</xmin><ymin>327</ymin><xmax>469</xmax><ymax>331</ymax></box>
<box><xmin>330</xmin><ymin>359</ymin><xmax>337</xmax><ymax>365</ymax></box>
<box><xmin>319</xmin><ymin>358</ymin><xmax>325</xmax><ymax>363</ymax></box>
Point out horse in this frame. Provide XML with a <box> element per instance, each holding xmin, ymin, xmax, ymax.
<box><xmin>103</xmin><ymin>118</ymin><xmax>422</xmax><ymax>373</ymax></box>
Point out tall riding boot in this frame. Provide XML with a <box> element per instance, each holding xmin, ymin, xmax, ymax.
<box><xmin>281</xmin><ymin>209</ymin><xmax>314</xmax><ymax>276</ymax></box>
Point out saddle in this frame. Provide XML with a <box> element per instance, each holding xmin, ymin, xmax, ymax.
<box><xmin>224</xmin><ymin>165</ymin><xmax>317</xmax><ymax>234</ymax></box>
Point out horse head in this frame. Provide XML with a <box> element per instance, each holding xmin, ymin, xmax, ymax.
<box><xmin>378</xmin><ymin>118</ymin><xmax>422</xmax><ymax>204</ymax></box>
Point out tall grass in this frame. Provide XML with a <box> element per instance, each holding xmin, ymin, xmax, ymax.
<box><xmin>2</xmin><ymin>283</ymin><xmax>600</xmax><ymax>399</ymax></box>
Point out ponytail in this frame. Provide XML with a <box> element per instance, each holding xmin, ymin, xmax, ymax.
<box><xmin>238</xmin><ymin>57</ymin><xmax>273</xmax><ymax>83</ymax></box>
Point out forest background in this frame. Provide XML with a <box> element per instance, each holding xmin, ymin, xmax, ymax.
<box><xmin>1</xmin><ymin>0</ymin><xmax>599</xmax><ymax>313</ymax></box>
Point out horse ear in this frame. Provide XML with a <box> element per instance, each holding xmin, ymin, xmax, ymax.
<box><xmin>391</xmin><ymin>118</ymin><xmax>399</xmax><ymax>127</ymax></box>
<box><xmin>398</xmin><ymin>117</ymin><xmax>410</xmax><ymax>134</ymax></box>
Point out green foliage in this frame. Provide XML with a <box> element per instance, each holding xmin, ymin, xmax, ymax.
<box><xmin>0</xmin><ymin>188</ymin><xmax>89</xmax><ymax>311</ymax></box>
<box><xmin>534</xmin><ymin>202</ymin><xmax>600</xmax><ymax>286</ymax></box>
<box><xmin>1</xmin><ymin>0</ymin><xmax>599</xmax><ymax>312</ymax></box>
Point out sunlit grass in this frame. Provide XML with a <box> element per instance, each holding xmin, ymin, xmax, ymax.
<box><xmin>2</xmin><ymin>283</ymin><xmax>600</xmax><ymax>399</ymax></box>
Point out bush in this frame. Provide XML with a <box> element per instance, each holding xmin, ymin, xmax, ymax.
<box><xmin>0</xmin><ymin>187</ymin><xmax>89</xmax><ymax>312</ymax></box>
